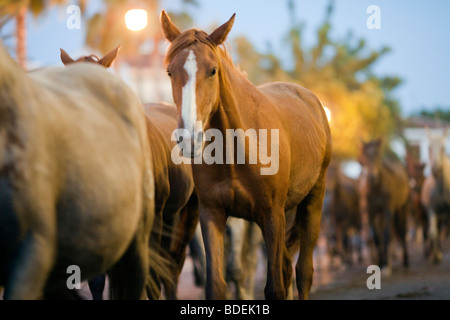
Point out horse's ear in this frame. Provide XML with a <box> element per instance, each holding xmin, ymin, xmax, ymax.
<box><xmin>209</xmin><ymin>13</ymin><xmax>236</xmax><ymax>46</ymax></box>
<box><xmin>160</xmin><ymin>10</ymin><xmax>181</xmax><ymax>42</ymax></box>
<box><xmin>99</xmin><ymin>45</ymin><xmax>121</xmax><ymax>68</ymax></box>
<box><xmin>60</xmin><ymin>48</ymin><xmax>74</xmax><ymax>65</ymax></box>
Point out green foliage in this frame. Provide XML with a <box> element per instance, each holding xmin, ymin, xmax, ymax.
<box><xmin>417</xmin><ymin>107</ymin><xmax>450</xmax><ymax>122</ymax></box>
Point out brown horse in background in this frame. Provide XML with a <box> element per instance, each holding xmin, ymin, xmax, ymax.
<box><xmin>60</xmin><ymin>50</ymin><xmax>198</xmax><ymax>299</ymax></box>
<box><xmin>0</xmin><ymin>43</ymin><xmax>156</xmax><ymax>299</ymax></box>
<box><xmin>161</xmin><ymin>11</ymin><xmax>332</xmax><ymax>299</ymax></box>
<box><xmin>359</xmin><ymin>139</ymin><xmax>410</xmax><ymax>273</ymax></box>
<box><xmin>143</xmin><ymin>102</ymin><xmax>198</xmax><ymax>299</ymax></box>
<box><xmin>421</xmin><ymin>129</ymin><xmax>450</xmax><ymax>263</ymax></box>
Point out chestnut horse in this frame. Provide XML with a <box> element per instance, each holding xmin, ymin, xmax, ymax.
<box><xmin>60</xmin><ymin>50</ymin><xmax>198</xmax><ymax>299</ymax></box>
<box><xmin>161</xmin><ymin>11</ymin><xmax>332</xmax><ymax>299</ymax></box>
<box><xmin>0</xmin><ymin>44</ymin><xmax>155</xmax><ymax>299</ymax></box>
<box><xmin>421</xmin><ymin>129</ymin><xmax>450</xmax><ymax>263</ymax></box>
<box><xmin>359</xmin><ymin>139</ymin><xmax>410</xmax><ymax>273</ymax></box>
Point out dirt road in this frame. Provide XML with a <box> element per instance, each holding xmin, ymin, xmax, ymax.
<box><xmin>177</xmin><ymin>237</ymin><xmax>450</xmax><ymax>300</ymax></box>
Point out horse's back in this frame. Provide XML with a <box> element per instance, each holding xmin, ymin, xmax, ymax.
<box><xmin>258</xmin><ymin>82</ymin><xmax>327</xmax><ymax>126</ymax></box>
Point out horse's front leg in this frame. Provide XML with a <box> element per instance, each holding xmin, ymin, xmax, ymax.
<box><xmin>199</xmin><ymin>205</ymin><xmax>227</xmax><ymax>300</ymax></box>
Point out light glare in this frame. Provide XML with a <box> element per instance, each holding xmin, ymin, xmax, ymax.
<box><xmin>323</xmin><ymin>106</ymin><xmax>331</xmax><ymax>123</ymax></box>
<box><xmin>125</xmin><ymin>9</ymin><xmax>148</xmax><ymax>31</ymax></box>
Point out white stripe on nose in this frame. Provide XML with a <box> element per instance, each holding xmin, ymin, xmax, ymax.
<box><xmin>181</xmin><ymin>50</ymin><xmax>198</xmax><ymax>135</ymax></box>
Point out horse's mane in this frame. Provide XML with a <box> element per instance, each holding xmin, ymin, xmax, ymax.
<box><xmin>79</xmin><ymin>54</ymin><xmax>101</xmax><ymax>63</ymax></box>
<box><xmin>164</xmin><ymin>29</ymin><xmax>248</xmax><ymax>78</ymax></box>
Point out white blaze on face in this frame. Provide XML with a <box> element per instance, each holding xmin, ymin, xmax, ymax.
<box><xmin>182</xmin><ymin>50</ymin><xmax>198</xmax><ymax>136</ymax></box>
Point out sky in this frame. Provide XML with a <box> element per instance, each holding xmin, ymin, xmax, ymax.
<box><xmin>1</xmin><ymin>0</ymin><xmax>449</xmax><ymax>116</ymax></box>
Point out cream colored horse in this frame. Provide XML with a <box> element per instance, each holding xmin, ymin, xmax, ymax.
<box><xmin>0</xmin><ymin>44</ymin><xmax>157</xmax><ymax>299</ymax></box>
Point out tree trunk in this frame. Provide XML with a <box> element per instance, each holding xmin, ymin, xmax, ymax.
<box><xmin>16</xmin><ymin>6</ymin><xmax>27</xmax><ymax>70</ymax></box>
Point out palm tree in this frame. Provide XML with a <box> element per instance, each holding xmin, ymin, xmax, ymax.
<box><xmin>0</xmin><ymin>0</ymin><xmax>85</xmax><ymax>69</ymax></box>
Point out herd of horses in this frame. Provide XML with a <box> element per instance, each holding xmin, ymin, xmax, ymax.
<box><xmin>0</xmin><ymin>11</ymin><xmax>448</xmax><ymax>300</ymax></box>
<box><xmin>323</xmin><ymin>133</ymin><xmax>450</xmax><ymax>276</ymax></box>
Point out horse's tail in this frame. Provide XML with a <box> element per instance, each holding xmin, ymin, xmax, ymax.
<box><xmin>146</xmin><ymin>242</ymin><xmax>174</xmax><ymax>299</ymax></box>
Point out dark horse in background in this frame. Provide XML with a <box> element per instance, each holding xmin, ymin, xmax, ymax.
<box><xmin>0</xmin><ymin>43</ymin><xmax>159</xmax><ymax>299</ymax></box>
<box><xmin>161</xmin><ymin>11</ymin><xmax>331</xmax><ymax>299</ymax></box>
<box><xmin>421</xmin><ymin>129</ymin><xmax>450</xmax><ymax>263</ymax></box>
<box><xmin>60</xmin><ymin>49</ymin><xmax>199</xmax><ymax>299</ymax></box>
<box><xmin>325</xmin><ymin>161</ymin><xmax>362</xmax><ymax>267</ymax></box>
<box><xmin>359</xmin><ymin>139</ymin><xmax>410</xmax><ymax>274</ymax></box>
<box><xmin>405</xmin><ymin>150</ymin><xmax>429</xmax><ymax>256</ymax></box>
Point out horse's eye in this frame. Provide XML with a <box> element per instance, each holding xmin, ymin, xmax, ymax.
<box><xmin>167</xmin><ymin>70</ymin><xmax>172</xmax><ymax>78</ymax></box>
<box><xmin>209</xmin><ymin>67</ymin><xmax>217</xmax><ymax>77</ymax></box>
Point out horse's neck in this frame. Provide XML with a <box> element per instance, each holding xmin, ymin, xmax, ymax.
<box><xmin>210</xmin><ymin>53</ymin><xmax>260</xmax><ymax>131</ymax></box>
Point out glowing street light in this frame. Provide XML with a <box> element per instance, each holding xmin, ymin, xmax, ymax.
<box><xmin>125</xmin><ymin>9</ymin><xmax>148</xmax><ymax>31</ymax></box>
